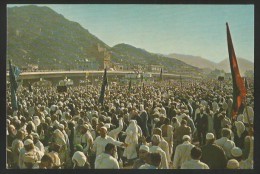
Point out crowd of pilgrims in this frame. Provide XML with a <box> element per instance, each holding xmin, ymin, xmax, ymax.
<box><xmin>6</xmin><ymin>78</ymin><xmax>254</xmax><ymax>169</ymax></box>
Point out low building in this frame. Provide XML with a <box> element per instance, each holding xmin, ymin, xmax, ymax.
<box><xmin>146</xmin><ymin>64</ymin><xmax>163</xmax><ymax>72</ymax></box>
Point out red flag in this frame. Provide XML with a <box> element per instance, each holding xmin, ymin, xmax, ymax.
<box><xmin>226</xmin><ymin>23</ymin><xmax>247</xmax><ymax>119</ymax></box>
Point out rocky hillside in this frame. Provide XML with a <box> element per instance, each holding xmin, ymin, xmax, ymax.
<box><xmin>7</xmin><ymin>5</ymin><xmax>202</xmax><ymax>75</ymax></box>
<box><xmin>7</xmin><ymin>5</ymin><xmax>109</xmax><ymax>70</ymax></box>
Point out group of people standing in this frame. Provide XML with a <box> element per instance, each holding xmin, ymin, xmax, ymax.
<box><xmin>6</xmin><ymin>78</ymin><xmax>254</xmax><ymax>169</ymax></box>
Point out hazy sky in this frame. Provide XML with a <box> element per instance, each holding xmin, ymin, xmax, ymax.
<box><xmin>7</xmin><ymin>4</ymin><xmax>254</xmax><ymax>63</ymax></box>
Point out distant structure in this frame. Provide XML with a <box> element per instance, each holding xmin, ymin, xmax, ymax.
<box><xmin>146</xmin><ymin>64</ymin><xmax>163</xmax><ymax>72</ymax></box>
<box><xmin>96</xmin><ymin>44</ymin><xmax>112</xmax><ymax>69</ymax></box>
<box><xmin>113</xmin><ymin>63</ymin><xmax>124</xmax><ymax>71</ymax></box>
<box><xmin>21</xmin><ymin>64</ymin><xmax>39</xmax><ymax>72</ymax></box>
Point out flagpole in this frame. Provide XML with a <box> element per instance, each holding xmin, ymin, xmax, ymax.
<box><xmin>226</xmin><ymin>23</ymin><xmax>247</xmax><ymax>122</ymax></box>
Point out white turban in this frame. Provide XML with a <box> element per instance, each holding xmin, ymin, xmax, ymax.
<box><xmin>104</xmin><ymin>123</ymin><xmax>110</xmax><ymax>129</ymax></box>
<box><xmin>231</xmin><ymin>147</ymin><xmax>243</xmax><ymax>157</ymax></box>
<box><xmin>31</xmin><ymin>132</ymin><xmax>39</xmax><ymax>139</ymax></box>
<box><xmin>28</xmin><ymin>121</ymin><xmax>36</xmax><ymax>131</ymax></box>
<box><xmin>152</xmin><ymin>134</ymin><xmax>161</xmax><ymax>143</ymax></box>
<box><xmin>24</xmin><ymin>139</ymin><xmax>34</xmax><ymax>146</ymax></box>
<box><xmin>235</xmin><ymin>121</ymin><xmax>245</xmax><ymax>138</ymax></box>
<box><xmin>125</xmin><ymin>120</ymin><xmax>138</xmax><ymax>144</ymax></box>
<box><xmin>54</xmin><ymin>129</ymin><xmax>66</xmax><ymax>145</ymax></box>
<box><xmin>72</xmin><ymin>151</ymin><xmax>87</xmax><ymax>167</ymax></box>
<box><xmin>100</xmin><ymin>126</ymin><xmax>107</xmax><ymax>132</ymax></box>
<box><xmin>237</xmin><ymin>114</ymin><xmax>244</xmax><ymax>122</ymax></box>
<box><xmin>183</xmin><ymin>135</ymin><xmax>191</xmax><ymax>141</ymax></box>
<box><xmin>33</xmin><ymin>116</ymin><xmax>41</xmax><ymax>127</ymax></box>
<box><xmin>58</xmin><ymin>124</ymin><xmax>65</xmax><ymax>130</ymax></box>
<box><xmin>50</xmin><ymin>105</ymin><xmax>57</xmax><ymax>111</ymax></box>
<box><xmin>206</xmin><ymin>133</ymin><xmax>214</xmax><ymax>140</ymax></box>
<box><xmin>140</xmin><ymin>104</ymin><xmax>144</xmax><ymax>111</ymax></box>
<box><xmin>227</xmin><ymin>159</ymin><xmax>239</xmax><ymax>169</ymax></box>
<box><xmin>139</xmin><ymin>145</ymin><xmax>149</xmax><ymax>152</ymax></box>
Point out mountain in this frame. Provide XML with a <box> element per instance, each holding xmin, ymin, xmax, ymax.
<box><xmin>7</xmin><ymin>5</ymin><xmax>109</xmax><ymax>70</ymax></box>
<box><xmin>168</xmin><ymin>53</ymin><xmax>218</xmax><ymax>69</ymax></box>
<box><xmin>110</xmin><ymin>44</ymin><xmax>202</xmax><ymax>74</ymax></box>
<box><xmin>168</xmin><ymin>53</ymin><xmax>253</xmax><ymax>75</ymax></box>
<box><xmin>217</xmin><ymin>58</ymin><xmax>254</xmax><ymax>75</ymax></box>
<box><xmin>7</xmin><ymin>5</ymin><xmax>202</xmax><ymax>75</ymax></box>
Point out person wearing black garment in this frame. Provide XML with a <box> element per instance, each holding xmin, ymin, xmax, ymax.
<box><xmin>195</xmin><ymin>107</ymin><xmax>208</xmax><ymax>146</ymax></box>
<box><xmin>201</xmin><ymin>133</ymin><xmax>227</xmax><ymax>169</ymax></box>
<box><xmin>139</xmin><ymin>104</ymin><xmax>150</xmax><ymax>138</ymax></box>
<box><xmin>213</xmin><ymin>109</ymin><xmax>223</xmax><ymax>139</ymax></box>
<box><xmin>67</xmin><ymin>121</ymin><xmax>75</xmax><ymax>157</ymax></box>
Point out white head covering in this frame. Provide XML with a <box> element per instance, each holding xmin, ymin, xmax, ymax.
<box><xmin>58</xmin><ymin>124</ymin><xmax>64</xmax><ymax>130</ymax></box>
<box><xmin>83</xmin><ymin>124</ymin><xmax>89</xmax><ymax>130</ymax></box>
<box><xmin>151</xmin><ymin>134</ymin><xmax>161</xmax><ymax>144</ymax></box>
<box><xmin>227</xmin><ymin>159</ymin><xmax>240</xmax><ymax>169</ymax></box>
<box><xmin>72</xmin><ymin>151</ymin><xmax>87</xmax><ymax>167</ymax></box>
<box><xmin>50</xmin><ymin>105</ymin><xmax>57</xmax><ymax>111</ymax></box>
<box><xmin>139</xmin><ymin>145</ymin><xmax>149</xmax><ymax>152</ymax></box>
<box><xmin>140</xmin><ymin>104</ymin><xmax>145</xmax><ymax>112</ymax></box>
<box><xmin>53</xmin><ymin>120</ymin><xmax>60</xmax><ymax>128</ymax></box>
<box><xmin>28</xmin><ymin>121</ymin><xmax>36</xmax><ymax>131</ymax></box>
<box><xmin>235</xmin><ymin>121</ymin><xmax>245</xmax><ymax>138</ymax></box>
<box><xmin>206</xmin><ymin>133</ymin><xmax>215</xmax><ymax>140</ymax></box>
<box><xmin>100</xmin><ymin>126</ymin><xmax>107</xmax><ymax>132</ymax></box>
<box><xmin>24</xmin><ymin>139</ymin><xmax>34</xmax><ymax>146</ymax></box>
<box><xmin>33</xmin><ymin>116</ymin><xmax>41</xmax><ymax>126</ymax></box>
<box><xmin>182</xmin><ymin>135</ymin><xmax>191</xmax><ymax>141</ymax></box>
<box><xmin>125</xmin><ymin>120</ymin><xmax>139</xmax><ymax>144</ymax></box>
<box><xmin>231</xmin><ymin>147</ymin><xmax>243</xmax><ymax>157</ymax></box>
<box><xmin>13</xmin><ymin>116</ymin><xmax>19</xmax><ymax>120</ymax></box>
<box><xmin>237</xmin><ymin>114</ymin><xmax>244</xmax><ymax>122</ymax></box>
<box><xmin>31</xmin><ymin>132</ymin><xmax>39</xmax><ymax>139</ymax></box>
<box><xmin>54</xmin><ymin>129</ymin><xmax>66</xmax><ymax>145</ymax></box>
<box><xmin>104</xmin><ymin>123</ymin><xmax>110</xmax><ymax>129</ymax></box>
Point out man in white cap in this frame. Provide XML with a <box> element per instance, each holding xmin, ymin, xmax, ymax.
<box><xmin>173</xmin><ymin>135</ymin><xmax>195</xmax><ymax>169</ymax></box>
<box><xmin>201</xmin><ymin>133</ymin><xmax>227</xmax><ymax>169</ymax></box>
<box><xmin>19</xmin><ymin>139</ymin><xmax>42</xmax><ymax>169</ymax></box>
<box><xmin>79</xmin><ymin>124</ymin><xmax>93</xmax><ymax>156</ymax></box>
<box><xmin>153</xmin><ymin>128</ymin><xmax>171</xmax><ymax>164</ymax></box>
<box><xmin>92</xmin><ymin>126</ymin><xmax>126</xmax><ymax>158</ymax></box>
<box><xmin>212</xmin><ymin>98</ymin><xmax>219</xmax><ymax>114</ymax></box>
<box><xmin>226</xmin><ymin>159</ymin><xmax>239</xmax><ymax>169</ymax></box>
<box><xmin>72</xmin><ymin>151</ymin><xmax>90</xmax><ymax>169</ymax></box>
<box><xmin>230</xmin><ymin>135</ymin><xmax>254</xmax><ymax>169</ymax></box>
<box><xmin>149</xmin><ymin>135</ymin><xmax>168</xmax><ymax>169</ymax></box>
<box><xmin>215</xmin><ymin>128</ymin><xmax>235</xmax><ymax>159</ymax></box>
<box><xmin>132</xmin><ymin>145</ymin><xmax>150</xmax><ymax>169</ymax></box>
<box><xmin>53</xmin><ymin>129</ymin><xmax>67</xmax><ymax>167</ymax></box>
<box><xmin>95</xmin><ymin>143</ymin><xmax>120</xmax><ymax>169</ymax></box>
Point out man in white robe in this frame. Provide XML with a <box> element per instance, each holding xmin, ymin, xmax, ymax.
<box><xmin>92</xmin><ymin>127</ymin><xmax>126</xmax><ymax>157</ymax></box>
<box><xmin>123</xmin><ymin>120</ymin><xmax>139</xmax><ymax>161</ymax></box>
<box><xmin>173</xmin><ymin>135</ymin><xmax>195</xmax><ymax>169</ymax></box>
<box><xmin>95</xmin><ymin>143</ymin><xmax>120</xmax><ymax>169</ymax></box>
<box><xmin>149</xmin><ymin>135</ymin><xmax>168</xmax><ymax>169</ymax></box>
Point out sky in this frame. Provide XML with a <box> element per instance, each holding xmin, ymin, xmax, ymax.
<box><xmin>7</xmin><ymin>4</ymin><xmax>254</xmax><ymax>63</ymax></box>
